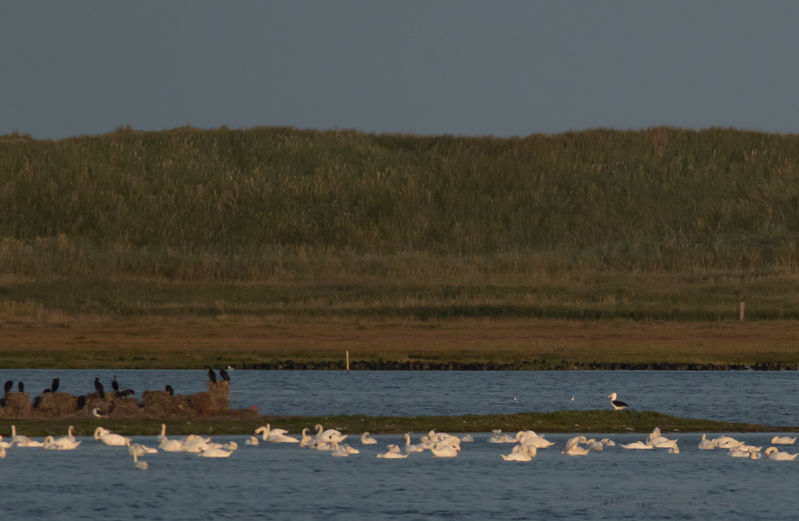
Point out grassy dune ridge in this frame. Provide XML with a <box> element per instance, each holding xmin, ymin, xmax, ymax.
<box><xmin>2</xmin><ymin>126</ymin><xmax>799</xmax><ymax>367</ymax></box>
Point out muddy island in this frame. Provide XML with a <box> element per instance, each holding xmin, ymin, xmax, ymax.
<box><xmin>0</xmin><ymin>378</ymin><xmax>256</xmax><ymax>420</ymax></box>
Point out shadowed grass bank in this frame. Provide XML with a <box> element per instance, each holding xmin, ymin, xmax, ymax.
<box><xmin>0</xmin><ymin>410</ymin><xmax>790</xmax><ymax>438</ymax></box>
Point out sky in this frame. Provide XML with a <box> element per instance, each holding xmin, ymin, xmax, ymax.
<box><xmin>2</xmin><ymin>1</ymin><xmax>799</xmax><ymax>140</ymax></box>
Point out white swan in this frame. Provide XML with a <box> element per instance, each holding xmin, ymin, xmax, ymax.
<box><xmin>488</xmin><ymin>429</ymin><xmax>516</xmax><ymax>443</ymax></box>
<box><xmin>404</xmin><ymin>433</ymin><xmax>426</xmax><ymax>453</ymax></box>
<box><xmin>314</xmin><ymin>424</ymin><xmax>347</xmax><ymax>444</ymax></box>
<box><xmin>516</xmin><ymin>431</ymin><xmax>555</xmax><ymax>448</ymax></box>
<box><xmin>43</xmin><ymin>435</ymin><xmax>80</xmax><ymax>450</ymax></box>
<box><xmin>430</xmin><ymin>442</ymin><xmax>459</xmax><ymax>458</ymax></box>
<box><xmin>360</xmin><ymin>432</ymin><xmax>378</xmax><ymax>445</ymax></box>
<box><xmin>377</xmin><ymin>444</ymin><xmax>408</xmax><ymax>459</ymax></box>
<box><xmin>765</xmin><ymin>446</ymin><xmax>799</xmax><ymax>461</ymax></box>
<box><xmin>10</xmin><ymin>425</ymin><xmax>43</xmax><ymax>447</ymax></box>
<box><xmin>714</xmin><ymin>436</ymin><xmax>743</xmax><ymax>449</ymax></box>
<box><xmin>501</xmin><ymin>444</ymin><xmax>535</xmax><ymax>461</ymax></box>
<box><xmin>600</xmin><ymin>438</ymin><xmax>616</xmax><ymax>447</ymax></box>
<box><xmin>0</xmin><ymin>446</ymin><xmax>5</xmax><ymax>458</ymax></box>
<box><xmin>458</xmin><ymin>434</ymin><xmax>475</xmax><ymax>442</ymax></box>
<box><xmin>256</xmin><ymin>424</ymin><xmax>299</xmax><ymax>443</ymax></box>
<box><xmin>0</xmin><ymin>436</ymin><xmax>10</xmax><ymax>449</ymax></box>
<box><xmin>698</xmin><ymin>433</ymin><xmax>717</xmax><ymax>450</ymax></box>
<box><xmin>245</xmin><ymin>436</ymin><xmax>259</xmax><ymax>446</ymax></box>
<box><xmin>621</xmin><ymin>441</ymin><xmax>653</xmax><ymax>450</ymax></box>
<box><xmin>132</xmin><ymin>453</ymin><xmax>148</xmax><ymax>470</ymax></box>
<box><xmin>771</xmin><ymin>435</ymin><xmax>798</xmax><ymax>445</ymax></box>
<box><xmin>94</xmin><ymin>427</ymin><xmax>130</xmax><ymax>447</ymax></box>
<box><xmin>128</xmin><ymin>443</ymin><xmax>158</xmax><ymax>457</ymax></box>
<box><xmin>562</xmin><ymin>444</ymin><xmax>591</xmax><ymax>456</ymax></box>
<box><xmin>197</xmin><ymin>446</ymin><xmax>234</xmax><ymax>458</ymax></box>
<box><xmin>299</xmin><ymin>428</ymin><xmax>312</xmax><ymax>448</ymax></box>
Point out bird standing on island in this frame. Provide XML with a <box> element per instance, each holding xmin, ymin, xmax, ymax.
<box><xmin>111</xmin><ymin>376</ymin><xmax>120</xmax><ymax>393</ymax></box>
<box><xmin>17</xmin><ymin>381</ymin><xmax>24</xmax><ymax>393</ymax></box>
<box><xmin>165</xmin><ymin>384</ymin><xmax>174</xmax><ymax>396</ymax></box>
<box><xmin>94</xmin><ymin>377</ymin><xmax>105</xmax><ymax>398</ymax></box>
<box><xmin>51</xmin><ymin>378</ymin><xmax>60</xmax><ymax>393</ymax></box>
<box><xmin>3</xmin><ymin>380</ymin><xmax>13</xmax><ymax>394</ymax></box>
<box><xmin>219</xmin><ymin>367</ymin><xmax>230</xmax><ymax>382</ymax></box>
<box><xmin>608</xmin><ymin>392</ymin><xmax>629</xmax><ymax>410</ymax></box>
<box><xmin>206</xmin><ymin>366</ymin><xmax>217</xmax><ymax>383</ymax></box>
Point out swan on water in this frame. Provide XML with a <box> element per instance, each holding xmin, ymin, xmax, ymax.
<box><xmin>10</xmin><ymin>425</ymin><xmax>44</xmax><ymax>447</ymax></box>
<box><xmin>771</xmin><ymin>435</ymin><xmax>797</xmax><ymax>445</ymax></box>
<box><xmin>488</xmin><ymin>430</ymin><xmax>516</xmax><ymax>443</ymax></box>
<box><xmin>698</xmin><ymin>433</ymin><xmax>718</xmax><ymax>450</ymax></box>
<box><xmin>608</xmin><ymin>392</ymin><xmax>629</xmax><ymax>411</ymax></box>
<box><xmin>0</xmin><ymin>446</ymin><xmax>5</xmax><ymax>458</ymax></box>
<box><xmin>255</xmin><ymin>424</ymin><xmax>299</xmax><ymax>443</ymax></box>
<box><xmin>430</xmin><ymin>441</ymin><xmax>460</xmax><ymax>458</ymax></box>
<box><xmin>360</xmin><ymin>432</ymin><xmax>378</xmax><ymax>445</ymax></box>
<box><xmin>404</xmin><ymin>433</ymin><xmax>426</xmax><ymax>453</ymax></box>
<box><xmin>0</xmin><ymin>436</ymin><xmax>10</xmax><ymax>449</ymax></box>
<box><xmin>132</xmin><ymin>453</ymin><xmax>148</xmax><ymax>470</ymax></box>
<box><xmin>621</xmin><ymin>441</ymin><xmax>653</xmax><ymax>450</ymax></box>
<box><xmin>501</xmin><ymin>444</ymin><xmax>535</xmax><ymax>462</ymax></box>
<box><xmin>765</xmin><ymin>447</ymin><xmax>799</xmax><ymax>461</ymax></box>
<box><xmin>458</xmin><ymin>434</ymin><xmax>474</xmax><ymax>442</ymax></box>
<box><xmin>314</xmin><ymin>424</ymin><xmax>347</xmax><ymax>444</ymax></box>
<box><xmin>128</xmin><ymin>443</ymin><xmax>158</xmax><ymax>457</ymax></box>
<box><xmin>43</xmin><ymin>436</ymin><xmax>79</xmax><ymax>450</ymax></box>
<box><xmin>94</xmin><ymin>427</ymin><xmax>130</xmax><ymax>447</ymax></box>
<box><xmin>197</xmin><ymin>446</ymin><xmax>234</xmax><ymax>458</ymax></box>
<box><xmin>562</xmin><ymin>443</ymin><xmax>591</xmax><ymax>456</ymax></box>
<box><xmin>245</xmin><ymin>436</ymin><xmax>259</xmax><ymax>446</ymax></box>
<box><xmin>377</xmin><ymin>444</ymin><xmax>408</xmax><ymax>459</ymax></box>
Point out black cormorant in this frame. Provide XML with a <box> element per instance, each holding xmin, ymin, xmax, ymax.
<box><xmin>94</xmin><ymin>377</ymin><xmax>105</xmax><ymax>399</ymax></box>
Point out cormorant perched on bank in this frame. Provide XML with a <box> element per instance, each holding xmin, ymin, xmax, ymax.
<box><xmin>51</xmin><ymin>378</ymin><xmax>60</xmax><ymax>393</ymax></box>
<box><xmin>111</xmin><ymin>376</ymin><xmax>120</xmax><ymax>392</ymax></box>
<box><xmin>77</xmin><ymin>395</ymin><xmax>86</xmax><ymax>409</ymax></box>
<box><xmin>17</xmin><ymin>381</ymin><xmax>24</xmax><ymax>393</ymax></box>
<box><xmin>94</xmin><ymin>377</ymin><xmax>105</xmax><ymax>399</ymax></box>
<box><xmin>165</xmin><ymin>384</ymin><xmax>174</xmax><ymax>396</ymax></box>
<box><xmin>4</xmin><ymin>380</ymin><xmax>13</xmax><ymax>394</ymax></box>
<box><xmin>219</xmin><ymin>367</ymin><xmax>230</xmax><ymax>382</ymax></box>
<box><xmin>206</xmin><ymin>366</ymin><xmax>217</xmax><ymax>383</ymax></box>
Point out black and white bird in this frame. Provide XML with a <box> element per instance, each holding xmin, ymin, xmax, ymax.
<box><xmin>206</xmin><ymin>366</ymin><xmax>217</xmax><ymax>383</ymax></box>
<box><xmin>94</xmin><ymin>377</ymin><xmax>105</xmax><ymax>399</ymax></box>
<box><xmin>608</xmin><ymin>392</ymin><xmax>629</xmax><ymax>411</ymax></box>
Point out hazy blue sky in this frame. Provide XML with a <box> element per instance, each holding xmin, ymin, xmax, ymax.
<box><xmin>2</xmin><ymin>1</ymin><xmax>799</xmax><ymax>139</ymax></box>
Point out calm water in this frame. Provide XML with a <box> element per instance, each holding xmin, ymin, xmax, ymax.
<box><xmin>2</xmin><ymin>432</ymin><xmax>798</xmax><ymax>521</ymax></box>
<box><xmin>2</xmin><ymin>370</ymin><xmax>799</xmax><ymax>520</ymax></box>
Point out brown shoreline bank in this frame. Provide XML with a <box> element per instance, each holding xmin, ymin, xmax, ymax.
<box><xmin>241</xmin><ymin>359</ymin><xmax>799</xmax><ymax>371</ymax></box>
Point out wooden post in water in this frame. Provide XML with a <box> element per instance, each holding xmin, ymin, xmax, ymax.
<box><xmin>739</xmin><ymin>300</ymin><xmax>745</xmax><ymax>321</ymax></box>
<box><xmin>346</xmin><ymin>350</ymin><xmax>350</xmax><ymax>372</ymax></box>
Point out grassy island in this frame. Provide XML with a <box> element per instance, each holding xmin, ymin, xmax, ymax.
<box><xmin>2</xmin><ymin>126</ymin><xmax>799</xmax><ymax>368</ymax></box>
<box><xmin>0</xmin><ymin>410</ymin><xmax>792</xmax><ymax>438</ymax></box>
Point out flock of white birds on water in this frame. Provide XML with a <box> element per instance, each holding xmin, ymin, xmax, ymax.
<box><xmin>2</xmin><ymin>422</ymin><xmax>799</xmax><ymax>469</ymax></box>
<box><xmin>1</xmin><ymin>391</ymin><xmax>798</xmax><ymax>468</ymax></box>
